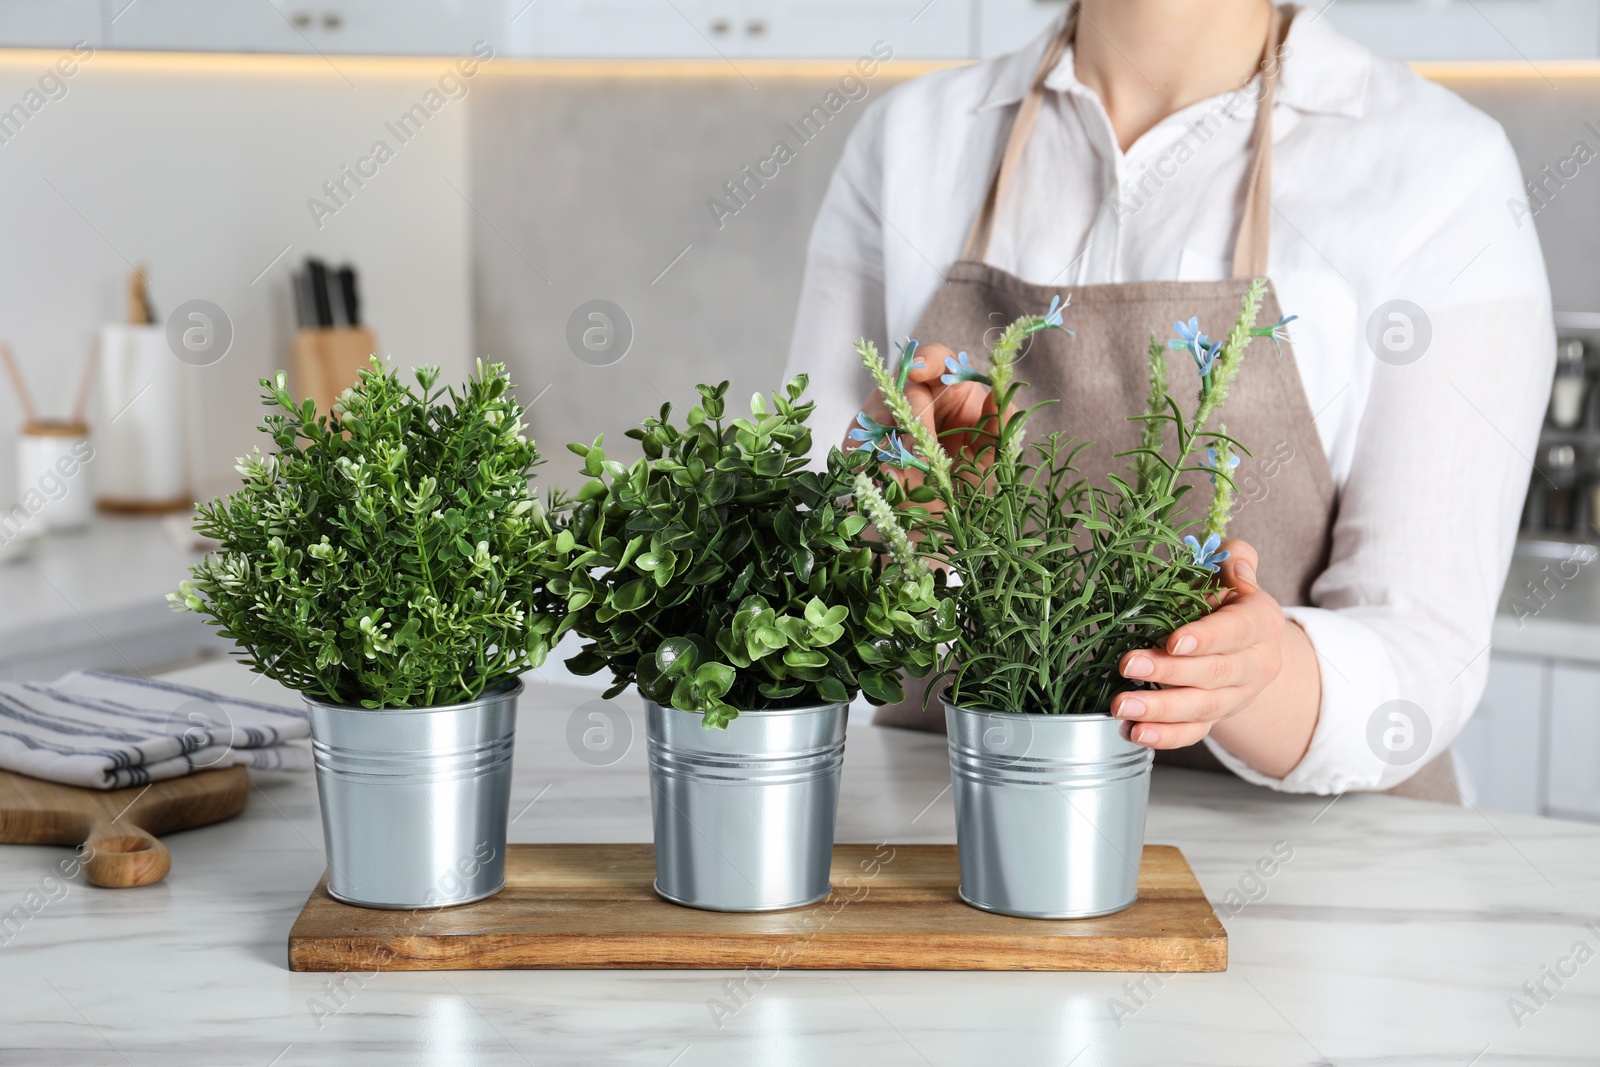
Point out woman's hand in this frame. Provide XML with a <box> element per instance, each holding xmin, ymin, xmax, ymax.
<box><xmin>1110</xmin><ymin>540</ymin><xmax>1321</xmax><ymax>777</ymax></box>
<box><xmin>846</xmin><ymin>342</ymin><xmax>1001</xmax><ymax>465</ymax></box>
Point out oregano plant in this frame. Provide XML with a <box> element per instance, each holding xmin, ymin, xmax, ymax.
<box><xmin>171</xmin><ymin>358</ymin><xmax>574</xmax><ymax>708</ymax></box>
<box><xmin>561</xmin><ymin>376</ymin><xmax>954</xmax><ymax>728</ymax></box>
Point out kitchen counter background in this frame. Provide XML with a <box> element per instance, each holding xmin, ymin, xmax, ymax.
<box><xmin>0</xmin><ymin>52</ymin><xmax>1596</xmax><ymax>500</ymax></box>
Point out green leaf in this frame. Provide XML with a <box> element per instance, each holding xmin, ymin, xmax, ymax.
<box><xmin>693</xmin><ymin>661</ymin><xmax>735</xmax><ymax>696</ymax></box>
<box><xmin>817</xmin><ymin>675</ymin><xmax>850</xmax><ymax>704</ymax></box>
<box><xmin>612</xmin><ymin>578</ymin><xmax>654</xmax><ymax>611</ymax></box>
<box><xmin>858</xmin><ymin>670</ymin><xmax>905</xmax><ymax>705</ymax></box>
<box><xmin>656</xmin><ymin>636</ymin><xmax>700</xmax><ymax>677</ymax></box>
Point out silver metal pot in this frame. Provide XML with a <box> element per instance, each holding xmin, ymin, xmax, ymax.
<box><xmin>305</xmin><ymin>679</ymin><xmax>521</xmax><ymax>909</ymax></box>
<box><xmin>645</xmin><ymin>699</ymin><xmax>846</xmax><ymax>912</ymax></box>
<box><xmin>945</xmin><ymin>695</ymin><xmax>1152</xmax><ymax>919</ymax></box>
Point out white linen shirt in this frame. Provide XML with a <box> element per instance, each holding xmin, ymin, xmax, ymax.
<box><xmin>784</xmin><ymin>12</ymin><xmax>1554</xmax><ymax>795</ymax></box>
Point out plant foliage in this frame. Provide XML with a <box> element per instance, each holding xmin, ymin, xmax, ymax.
<box><xmin>171</xmin><ymin>359</ymin><xmax>573</xmax><ymax>708</ymax></box>
<box><xmin>561</xmin><ymin>377</ymin><xmax>954</xmax><ymax>728</ymax></box>
<box><xmin>855</xmin><ymin>280</ymin><xmax>1286</xmax><ymax>715</ymax></box>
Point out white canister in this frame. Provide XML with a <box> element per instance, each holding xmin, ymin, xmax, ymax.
<box><xmin>96</xmin><ymin>323</ymin><xmax>190</xmax><ymax>512</ymax></box>
<box><xmin>16</xmin><ymin>421</ymin><xmax>95</xmax><ymax>532</ymax></box>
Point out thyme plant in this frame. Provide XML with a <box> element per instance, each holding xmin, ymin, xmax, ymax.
<box><xmin>171</xmin><ymin>359</ymin><xmax>573</xmax><ymax>708</ymax></box>
<box><xmin>856</xmin><ymin>280</ymin><xmax>1292</xmax><ymax>715</ymax></box>
<box><xmin>561</xmin><ymin>377</ymin><xmax>954</xmax><ymax>728</ymax></box>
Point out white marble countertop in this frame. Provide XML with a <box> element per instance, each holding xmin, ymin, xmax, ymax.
<box><xmin>0</xmin><ymin>516</ymin><xmax>220</xmax><ymax>681</ymax></box>
<box><xmin>2</xmin><ymin>655</ymin><xmax>1598</xmax><ymax>1066</ymax></box>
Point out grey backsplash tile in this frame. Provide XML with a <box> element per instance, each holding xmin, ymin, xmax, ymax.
<box><xmin>469</xmin><ymin>71</ymin><xmax>889</xmax><ymax>488</ymax></box>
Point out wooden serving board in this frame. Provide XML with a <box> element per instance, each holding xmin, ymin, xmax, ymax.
<box><xmin>0</xmin><ymin>766</ymin><xmax>250</xmax><ymax>887</ymax></box>
<box><xmin>289</xmin><ymin>843</ymin><xmax>1226</xmax><ymax>972</ymax></box>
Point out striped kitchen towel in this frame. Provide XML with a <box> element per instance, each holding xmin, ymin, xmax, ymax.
<box><xmin>0</xmin><ymin>670</ymin><xmax>310</xmax><ymax>789</ymax></box>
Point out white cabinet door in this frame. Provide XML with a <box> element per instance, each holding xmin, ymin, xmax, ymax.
<box><xmin>0</xmin><ymin>0</ymin><xmax>102</xmax><ymax>49</ymax></box>
<box><xmin>741</xmin><ymin>0</ymin><xmax>971</xmax><ymax>60</ymax></box>
<box><xmin>1456</xmin><ymin>653</ymin><xmax>1546</xmax><ymax>814</ymax></box>
<box><xmin>105</xmin><ymin>0</ymin><xmax>501</xmax><ymax>56</ymax></box>
<box><xmin>1322</xmin><ymin>0</ymin><xmax>1600</xmax><ymax>61</ymax></box>
<box><xmin>535</xmin><ymin>0</ymin><xmax>741</xmax><ymax>58</ymax></box>
<box><xmin>536</xmin><ymin>0</ymin><xmax>968</xmax><ymax>59</ymax></box>
<box><xmin>105</xmin><ymin>0</ymin><xmax>310</xmax><ymax>53</ymax></box>
<box><xmin>1547</xmin><ymin>663</ymin><xmax>1600</xmax><ymax>820</ymax></box>
<box><xmin>977</xmin><ymin>0</ymin><xmax>1065</xmax><ymax>59</ymax></box>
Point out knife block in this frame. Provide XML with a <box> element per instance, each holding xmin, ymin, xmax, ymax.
<box><xmin>290</xmin><ymin>327</ymin><xmax>376</xmax><ymax>414</ymax></box>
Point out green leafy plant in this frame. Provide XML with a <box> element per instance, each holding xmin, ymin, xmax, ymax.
<box><xmin>855</xmin><ymin>280</ymin><xmax>1289</xmax><ymax>715</ymax></box>
<box><xmin>170</xmin><ymin>358</ymin><xmax>573</xmax><ymax>708</ymax></box>
<box><xmin>561</xmin><ymin>376</ymin><xmax>954</xmax><ymax>728</ymax></box>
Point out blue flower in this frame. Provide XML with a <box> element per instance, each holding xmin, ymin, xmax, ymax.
<box><xmin>1250</xmin><ymin>314</ymin><xmax>1299</xmax><ymax>355</ymax></box>
<box><xmin>1183</xmin><ymin>532</ymin><xmax>1231</xmax><ymax>573</ymax></box>
<box><xmin>1170</xmin><ymin>317</ymin><xmax>1225</xmax><ymax>377</ymax></box>
<box><xmin>875</xmin><ymin>433</ymin><xmax>930</xmax><ymax>473</ymax></box>
<box><xmin>1198</xmin><ymin>448</ymin><xmax>1240</xmax><ymax>484</ymax></box>
<box><xmin>941</xmin><ymin>350</ymin><xmax>990</xmax><ymax>387</ymax></box>
<box><xmin>1043</xmin><ymin>294</ymin><xmax>1066</xmax><ymax>328</ymax></box>
<box><xmin>893</xmin><ymin>338</ymin><xmax>925</xmax><ymax>390</ymax></box>
<box><xmin>849</xmin><ymin>410</ymin><xmax>896</xmax><ymax>445</ymax></box>
<box><xmin>1025</xmin><ymin>294</ymin><xmax>1073</xmax><ymax>335</ymax></box>
<box><xmin>1170</xmin><ymin>317</ymin><xmax>1210</xmax><ymax>356</ymax></box>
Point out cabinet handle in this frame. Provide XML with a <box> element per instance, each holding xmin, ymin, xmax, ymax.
<box><xmin>322</xmin><ymin>12</ymin><xmax>343</xmax><ymax>30</ymax></box>
<box><xmin>745</xmin><ymin>19</ymin><xmax>767</xmax><ymax>35</ymax></box>
<box><xmin>291</xmin><ymin>10</ymin><xmax>313</xmax><ymax>29</ymax></box>
<box><xmin>709</xmin><ymin>18</ymin><xmax>731</xmax><ymax>35</ymax></box>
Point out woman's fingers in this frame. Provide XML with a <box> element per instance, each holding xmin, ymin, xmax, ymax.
<box><xmin>1113</xmin><ymin>540</ymin><xmax>1288</xmax><ymax>743</ymax></box>
<box><xmin>1119</xmin><ymin>646</ymin><xmax>1250</xmax><ymax>690</ymax></box>
<box><xmin>1215</xmin><ymin>538</ymin><xmax>1260</xmax><ymax>593</ymax></box>
<box><xmin>1162</xmin><ymin>592</ymin><xmax>1281</xmax><ymax>659</ymax></box>
<box><xmin>1125</xmin><ymin>720</ymin><xmax>1215</xmax><ymax>750</ymax></box>
<box><xmin>906</xmin><ymin>342</ymin><xmax>956</xmax><ymax>384</ymax></box>
<box><xmin>1112</xmin><ymin>684</ymin><xmax>1242</xmax><ymax>725</ymax></box>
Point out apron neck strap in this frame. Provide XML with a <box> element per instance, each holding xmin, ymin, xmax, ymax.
<box><xmin>962</xmin><ymin>3</ymin><xmax>1295</xmax><ymax>280</ymax></box>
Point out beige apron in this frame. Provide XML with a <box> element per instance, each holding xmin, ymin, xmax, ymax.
<box><xmin>872</xmin><ymin>4</ymin><xmax>1458</xmax><ymax>803</ymax></box>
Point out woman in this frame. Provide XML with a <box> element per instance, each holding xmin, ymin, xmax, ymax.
<box><xmin>784</xmin><ymin>1</ymin><xmax>1553</xmax><ymax>798</ymax></box>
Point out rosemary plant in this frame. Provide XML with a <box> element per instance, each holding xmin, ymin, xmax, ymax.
<box><xmin>855</xmin><ymin>281</ymin><xmax>1291</xmax><ymax>715</ymax></box>
<box><xmin>171</xmin><ymin>359</ymin><xmax>574</xmax><ymax>708</ymax></box>
<box><xmin>561</xmin><ymin>377</ymin><xmax>954</xmax><ymax>728</ymax></box>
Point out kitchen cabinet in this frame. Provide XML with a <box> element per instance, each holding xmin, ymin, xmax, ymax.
<box><xmin>1456</xmin><ymin>651</ymin><xmax>1600</xmax><ymax>822</ymax></box>
<box><xmin>976</xmin><ymin>0</ymin><xmax>1066</xmax><ymax>59</ymax></box>
<box><xmin>1323</xmin><ymin>0</ymin><xmax>1600</xmax><ymax>61</ymax></box>
<box><xmin>0</xmin><ymin>0</ymin><xmax>102</xmax><ymax>49</ymax></box>
<box><xmin>530</xmin><ymin>0</ymin><xmax>728</xmax><ymax>59</ymax></box>
<box><xmin>1547</xmin><ymin>662</ymin><xmax>1600</xmax><ymax>820</ymax></box>
<box><xmin>1455</xmin><ymin>653</ymin><xmax>1546</xmax><ymax>814</ymax></box>
<box><xmin>4</xmin><ymin>0</ymin><xmax>1597</xmax><ymax>61</ymax></box>
<box><xmin>532</xmin><ymin>0</ymin><xmax>969</xmax><ymax>59</ymax></box>
<box><xmin>0</xmin><ymin>0</ymin><xmax>504</xmax><ymax>57</ymax></box>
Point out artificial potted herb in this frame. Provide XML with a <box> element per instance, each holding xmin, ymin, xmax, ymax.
<box><xmin>171</xmin><ymin>359</ymin><xmax>572</xmax><ymax>909</ymax></box>
<box><xmin>562</xmin><ymin>377</ymin><xmax>951</xmax><ymax>911</ymax></box>
<box><xmin>856</xmin><ymin>280</ymin><xmax>1285</xmax><ymax>919</ymax></box>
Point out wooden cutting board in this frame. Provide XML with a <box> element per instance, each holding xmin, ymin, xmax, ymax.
<box><xmin>0</xmin><ymin>766</ymin><xmax>250</xmax><ymax>887</ymax></box>
<box><xmin>289</xmin><ymin>843</ymin><xmax>1226</xmax><ymax>972</ymax></box>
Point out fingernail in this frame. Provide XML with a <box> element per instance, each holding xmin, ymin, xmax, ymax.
<box><xmin>1238</xmin><ymin>562</ymin><xmax>1257</xmax><ymax>586</ymax></box>
<box><xmin>1135</xmin><ymin>725</ymin><xmax>1157</xmax><ymax>746</ymax></box>
<box><xmin>1119</xmin><ymin>697</ymin><xmax>1146</xmax><ymax>719</ymax></box>
<box><xmin>1172</xmin><ymin>635</ymin><xmax>1197</xmax><ymax>655</ymax></box>
<box><xmin>1123</xmin><ymin>655</ymin><xmax>1153</xmax><ymax>679</ymax></box>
